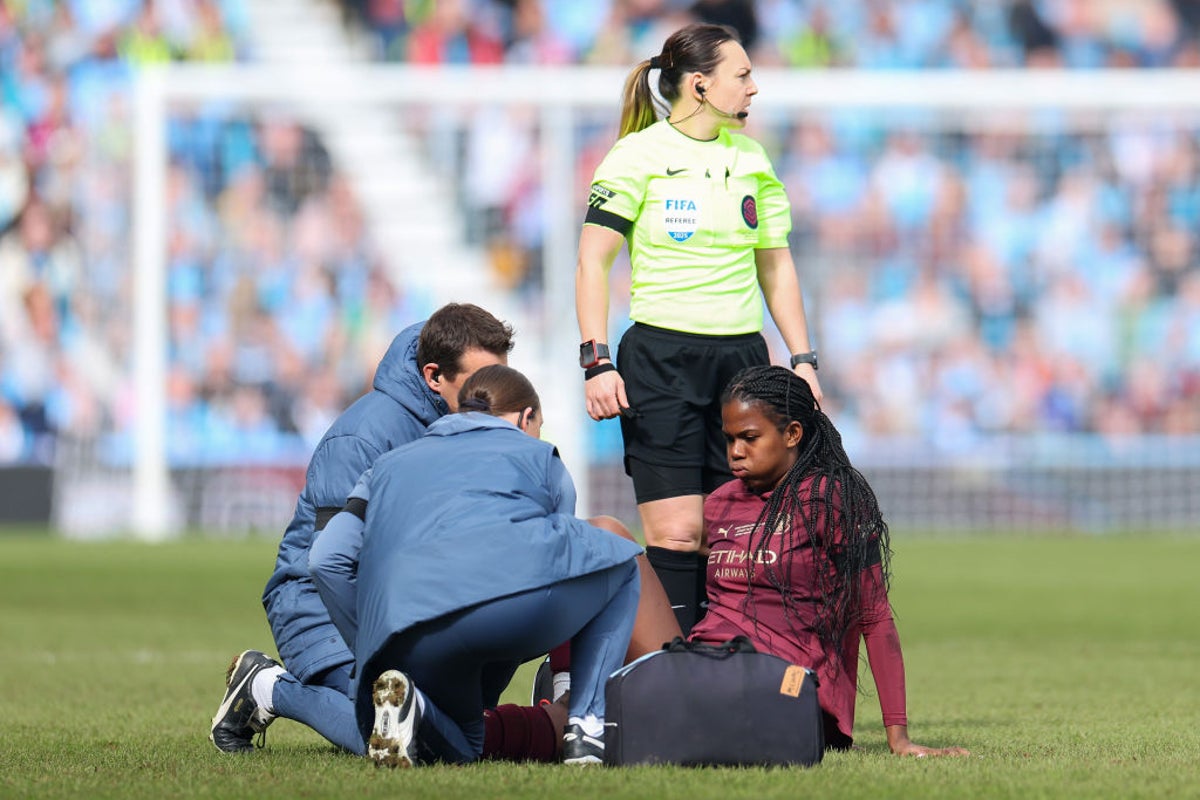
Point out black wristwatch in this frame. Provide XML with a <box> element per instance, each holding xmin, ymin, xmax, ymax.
<box><xmin>790</xmin><ymin>350</ymin><xmax>818</xmax><ymax>371</ymax></box>
<box><xmin>579</xmin><ymin>340</ymin><xmax>611</xmax><ymax>369</ymax></box>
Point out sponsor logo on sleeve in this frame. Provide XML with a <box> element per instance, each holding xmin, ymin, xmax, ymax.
<box><xmin>588</xmin><ymin>184</ymin><xmax>615</xmax><ymax>208</ymax></box>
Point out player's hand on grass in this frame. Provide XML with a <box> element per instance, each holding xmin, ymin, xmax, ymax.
<box><xmin>895</xmin><ymin>742</ymin><xmax>971</xmax><ymax>758</ymax></box>
<box><xmin>886</xmin><ymin>725</ymin><xmax>970</xmax><ymax>757</ymax></box>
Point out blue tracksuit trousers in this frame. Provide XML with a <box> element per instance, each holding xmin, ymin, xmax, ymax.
<box><xmin>362</xmin><ymin>559</ymin><xmax>640</xmax><ymax>763</ymax></box>
<box><xmin>272</xmin><ymin>664</ymin><xmax>364</xmax><ymax>755</ymax></box>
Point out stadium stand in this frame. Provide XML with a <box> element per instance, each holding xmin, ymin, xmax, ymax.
<box><xmin>329</xmin><ymin>0</ymin><xmax>1200</xmax><ymax>445</ymax></box>
<box><xmin>1</xmin><ymin>0</ymin><xmax>1197</xmax><ymax>532</ymax></box>
<box><xmin>0</xmin><ymin>0</ymin><xmax>433</xmax><ymax>475</ymax></box>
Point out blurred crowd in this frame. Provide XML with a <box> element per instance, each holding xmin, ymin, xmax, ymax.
<box><xmin>1</xmin><ymin>0</ymin><xmax>1198</xmax><ymax>469</ymax></box>
<box><xmin>336</xmin><ymin>0</ymin><xmax>1200</xmax><ymax>447</ymax></box>
<box><xmin>1</xmin><ymin>0</ymin><xmax>426</xmax><ymax>466</ymax></box>
<box><xmin>780</xmin><ymin>118</ymin><xmax>1200</xmax><ymax>447</ymax></box>
<box><xmin>336</xmin><ymin>0</ymin><xmax>1200</xmax><ymax>68</ymax></box>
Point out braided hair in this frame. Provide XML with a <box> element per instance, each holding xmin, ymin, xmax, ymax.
<box><xmin>722</xmin><ymin>365</ymin><xmax>892</xmax><ymax>677</ymax></box>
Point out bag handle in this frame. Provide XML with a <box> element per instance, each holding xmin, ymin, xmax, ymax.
<box><xmin>664</xmin><ymin>635</ymin><xmax>757</xmax><ymax>657</ymax></box>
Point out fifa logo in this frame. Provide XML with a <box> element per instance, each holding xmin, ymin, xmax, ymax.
<box><xmin>663</xmin><ymin>198</ymin><xmax>699</xmax><ymax>242</ymax></box>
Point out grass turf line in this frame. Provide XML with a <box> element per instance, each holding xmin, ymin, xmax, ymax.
<box><xmin>0</xmin><ymin>530</ymin><xmax>1197</xmax><ymax>799</ymax></box>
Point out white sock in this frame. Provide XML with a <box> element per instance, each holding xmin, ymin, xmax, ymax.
<box><xmin>552</xmin><ymin>672</ymin><xmax>571</xmax><ymax>702</ymax></box>
<box><xmin>569</xmin><ymin>714</ymin><xmax>603</xmax><ymax>739</ymax></box>
<box><xmin>251</xmin><ymin>666</ymin><xmax>285</xmax><ymax>714</ymax></box>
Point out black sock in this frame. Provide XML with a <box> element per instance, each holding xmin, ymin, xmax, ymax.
<box><xmin>695</xmin><ymin>555</ymin><xmax>710</xmax><ymax>621</ymax></box>
<box><xmin>645</xmin><ymin>546</ymin><xmax>705</xmax><ymax>636</ymax></box>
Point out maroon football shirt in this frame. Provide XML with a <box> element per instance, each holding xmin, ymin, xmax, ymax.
<box><xmin>691</xmin><ymin>476</ymin><xmax>908</xmax><ymax>747</ymax></box>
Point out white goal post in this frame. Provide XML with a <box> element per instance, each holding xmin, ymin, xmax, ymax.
<box><xmin>131</xmin><ymin>66</ymin><xmax>1200</xmax><ymax>539</ymax></box>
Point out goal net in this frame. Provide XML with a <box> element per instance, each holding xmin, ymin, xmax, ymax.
<box><xmin>68</xmin><ymin>65</ymin><xmax>1200</xmax><ymax>537</ymax></box>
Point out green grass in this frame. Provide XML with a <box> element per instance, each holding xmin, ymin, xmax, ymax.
<box><xmin>1</xmin><ymin>529</ymin><xmax>1197</xmax><ymax>799</ymax></box>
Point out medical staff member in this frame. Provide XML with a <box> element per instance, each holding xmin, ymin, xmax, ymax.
<box><xmin>311</xmin><ymin>365</ymin><xmax>643</xmax><ymax>766</ymax></box>
<box><xmin>576</xmin><ymin>22</ymin><xmax>822</xmax><ymax>634</ymax></box>
<box><xmin>210</xmin><ymin>304</ymin><xmax>514</xmax><ymax>754</ymax></box>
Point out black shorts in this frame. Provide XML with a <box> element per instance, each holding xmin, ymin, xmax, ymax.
<box><xmin>617</xmin><ymin>322</ymin><xmax>769</xmax><ymax>503</ymax></box>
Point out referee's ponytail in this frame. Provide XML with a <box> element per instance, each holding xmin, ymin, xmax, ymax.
<box><xmin>619</xmin><ymin>60</ymin><xmax>658</xmax><ymax>138</ymax></box>
<box><xmin>618</xmin><ymin>23</ymin><xmax>741</xmax><ymax>139</ymax></box>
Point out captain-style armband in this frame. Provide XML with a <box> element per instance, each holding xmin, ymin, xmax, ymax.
<box><xmin>584</xmin><ymin>363</ymin><xmax>618</xmax><ymax>381</ymax></box>
<box><xmin>344</xmin><ymin>497</ymin><xmax>368</xmax><ymax>521</ymax></box>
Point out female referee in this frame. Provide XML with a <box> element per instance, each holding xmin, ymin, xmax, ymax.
<box><xmin>576</xmin><ymin>22</ymin><xmax>822</xmax><ymax>634</ymax></box>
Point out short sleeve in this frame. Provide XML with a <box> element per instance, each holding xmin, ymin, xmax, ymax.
<box><xmin>753</xmin><ymin>145</ymin><xmax>792</xmax><ymax>248</ymax></box>
<box><xmin>584</xmin><ymin>137</ymin><xmax>647</xmax><ymax>232</ymax></box>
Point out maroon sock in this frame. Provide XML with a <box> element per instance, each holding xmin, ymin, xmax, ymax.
<box><xmin>481</xmin><ymin>704</ymin><xmax>558</xmax><ymax>762</ymax></box>
<box><xmin>549</xmin><ymin>641</ymin><xmax>571</xmax><ymax>673</ymax></box>
<box><xmin>482</xmin><ymin>707</ymin><xmax>505</xmax><ymax>758</ymax></box>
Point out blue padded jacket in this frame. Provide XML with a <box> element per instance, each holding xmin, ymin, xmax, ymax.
<box><xmin>349</xmin><ymin>414</ymin><xmax>644</xmax><ymax>724</ymax></box>
<box><xmin>261</xmin><ymin>322</ymin><xmax>445</xmax><ymax>681</ymax></box>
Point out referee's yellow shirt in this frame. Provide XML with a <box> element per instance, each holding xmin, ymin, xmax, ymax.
<box><xmin>584</xmin><ymin>120</ymin><xmax>792</xmax><ymax>336</ymax></box>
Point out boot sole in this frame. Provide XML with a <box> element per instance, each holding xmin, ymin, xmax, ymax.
<box><xmin>369</xmin><ymin>670</ymin><xmax>418</xmax><ymax>768</ymax></box>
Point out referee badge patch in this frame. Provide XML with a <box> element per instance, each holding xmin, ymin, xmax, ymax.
<box><xmin>663</xmin><ymin>197</ymin><xmax>699</xmax><ymax>242</ymax></box>
<box><xmin>741</xmin><ymin>194</ymin><xmax>758</xmax><ymax>229</ymax></box>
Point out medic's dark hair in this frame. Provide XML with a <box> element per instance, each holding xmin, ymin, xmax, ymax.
<box><xmin>721</xmin><ymin>365</ymin><xmax>892</xmax><ymax>677</ymax></box>
<box><xmin>417</xmin><ymin>303</ymin><xmax>514</xmax><ymax>381</ymax></box>
<box><xmin>457</xmin><ymin>364</ymin><xmax>540</xmax><ymax>418</ymax></box>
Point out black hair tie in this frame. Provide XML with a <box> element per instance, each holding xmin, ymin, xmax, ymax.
<box><xmin>649</xmin><ymin>55</ymin><xmax>661</xmax><ymax>69</ymax></box>
<box><xmin>460</xmin><ymin>397</ymin><xmax>491</xmax><ymax>413</ymax></box>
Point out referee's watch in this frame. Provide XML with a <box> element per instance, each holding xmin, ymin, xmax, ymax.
<box><xmin>579</xmin><ymin>340</ymin><xmax>611</xmax><ymax>369</ymax></box>
<box><xmin>790</xmin><ymin>350</ymin><xmax>818</xmax><ymax>371</ymax></box>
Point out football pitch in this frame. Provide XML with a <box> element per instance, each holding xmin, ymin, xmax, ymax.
<box><xmin>2</xmin><ymin>530</ymin><xmax>1197</xmax><ymax>799</ymax></box>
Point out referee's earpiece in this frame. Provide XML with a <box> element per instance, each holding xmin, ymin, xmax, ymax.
<box><xmin>696</xmin><ymin>83</ymin><xmax>748</xmax><ymax>120</ymax></box>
